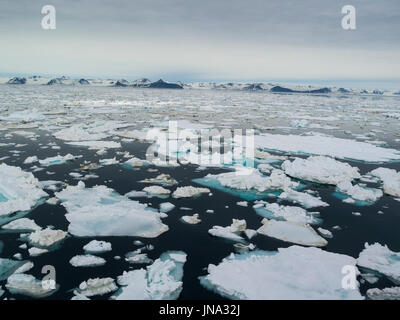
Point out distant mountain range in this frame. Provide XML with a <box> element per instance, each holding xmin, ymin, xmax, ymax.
<box><xmin>1</xmin><ymin>75</ymin><xmax>399</xmax><ymax>96</ymax></box>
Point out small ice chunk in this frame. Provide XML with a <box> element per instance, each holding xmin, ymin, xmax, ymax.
<box><xmin>278</xmin><ymin>189</ymin><xmax>329</xmax><ymax>209</ymax></box>
<box><xmin>23</xmin><ymin>156</ymin><xmax>38</xmax><ymax>164</ymax></box>
<box><xmin>38</xmin><ymin>154</ymin><xmax>81</xmax><ymax>166</ymax></box>
<box><xmin>336</xmin><ymin>181</ymin><xmax>383</xmax><ymax>203</ymax></box>
<box><xmin>172</xmin><ymin>186</ymin><xmax>210</xmax><ymax>199</ymax></box>
<box><xmin>208</xmin><ymin>219</ymin><xmax>247</xmax><ymax>241</ymax></box>
<box><xmin>99</xmin><ymin>158</ymin><xmax>119</xmax><ymax>166</ymax></box>
<box><xmin>83</xmin><ymin>240</ymin><xmax>112</xmax><ymax>254</ymax></box>
<box><xmin>78</xmin><ymin>278</ymin><xmax>118</xmax><ymax>297</ymax></box>
<box><xmin>236</xmin><ymin>201</ymin><xmax>248</xmax><ymax>207</ymax></box>
<box><xmin>159</xmin><ymin>202</ymin><xmax>175</xmax><ymax>213</ymax></box>
<box><xmin>317</xmin><ymin>227</ymin><xmax>333</xmax><ymax>238</ymax></box>
<box><xmin>28</xmin><ymin>247</ymin><xmax>49</xmax><ymax>257</ymax></box>
<box><xmin>142</xmin><ymin>186</ymin><xmax>171</xmax><ymax>196</ymax></box>
<box><xmin>28</xmin><ymin>228</ymin><xmax>68</xmax><ymax>248</ymax></box>
<box><xmin>69</xmin><ymin>255</ymin><xmax>106</xmax><ymax>267</ymax></box>
<box><xmin>181</xmin><ymin>214</ymin><xmax>201</xmax><ymax>224</ymax></box>
<box><xmin>366</xmin><ymin>287</ymin><xmax>400</xmax><ymax>300</ymax></box>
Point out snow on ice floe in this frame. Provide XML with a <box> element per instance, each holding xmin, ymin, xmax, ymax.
<box><xmin>181</xmin><ymin>214</ymin><xmax>201</xmax><ymax>224</ymax></box>
<box><xmin>0</xmin><ymin>163</ymin><xmax>47</xmax><ymax>222</ymax></box>
<box><xmin>254</xmin><ymin>133</ymin><xmax>400</xmax><ymax>163</ymax></box>
<box><xmin>28</xmin><ymin>228</ymin><xmax>68</xmax><ymax>248</ymax></box>
<box><xmin>83</xmin><ymin>240</ymin><xmax>112</xmax><ymax>254</ymax></box>
<box><xmin>335</xmin><ymin>181</ymin><xmax>383</xmax><ymax>204</ymax></box>
<box><xmin>6</xmin><ymin>273</ymin><xmax>58</xmax><ymax>298</ymax></box>
<box><xmin>55</xmin><ymin>182</ymin><xmax>168</xmax><ymax>238</ymax></box>
<box><xmin>38</xmin><ymin>154</ymin><xmax>81</xmax><ymax>166</ymax></box>
<box><xmin>282</xmin><ymin>156</ymin><xmax>360</xmax><ymax>185</ymax></box>
<box><xmin>199</xmin><ymin>246</ymin><xmax>362</xmax><ymax>299</ymax></box>
<box><xmin>366</xmin><ymin>287</ymin><xmax>400</xmax><ymax>300</ymax></box>
<box><xmin>278</xmin><ymin>189</ymin><xmax>328</xmax><ymax>209</ymax></box>
<box><xmin>115</xmin><ymin>251</ymin><xmax>187</xmax><ymax>300</ymax></box>
<box><xmin>257</xmin><ymin>219</ymin><xmax>327</xmax><ymax>247</ymax></box>
<box><xmin>159</xmin><ymin>202</ymin><xmax>175</xmax><ymax>213</ymax></box>
<box><xmin>77</xmin><ymin>277</ymin><xmax>118</xmax><ymax>297</ymax></box>
<box><xmin>1</xmin><ymin>218</ymin><xmax>41</xmax><ymax>232</ymax></box>
<box><xmin>172</xmin><ymin>186</ymin><xmax>210</xmax><ymax>199</ymax></box>
<box><xmin>194</xmin><ymin>167</ymin><xmax>298</xmax><ymax>200</ymax></box>
<box><xmin>253</xmin><ymin>202</ymin><xmax>321</xmax><ymax>225</ymax></box>
<box><xmin>140</xmin><ymin>174</ymin><xmax>178</xmax><ymax>187</ymax></box>
<box><xmin>357</xmin><ymin>243</ymin><xmax>400</xmax><ymax>284</ymax></box>
<box><xmin>369</xmin><ymin>168</ymin><xmax>400</xmax><ymax>198</ymax></box>
<box><xmin>69</xmin><ymin>254</ymin><xmax>106</xmax><ymax>267</ymax></box>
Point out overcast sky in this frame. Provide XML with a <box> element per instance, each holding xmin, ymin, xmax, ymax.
<box><xmin>0</xmin><ymin>0</ymin><xmax>399</xmax><ymax>83</ymax></box>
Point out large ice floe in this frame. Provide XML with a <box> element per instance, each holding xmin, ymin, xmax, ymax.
<box><xmin>257</xmin><ymin>218</ymin><xmax>327</xmax><ymax>246</ymax></box>
<box><xmin>194</xmin><ymin>167</ymin><xmax>298</xmax><ymax>200</ymax></box>
<box><xmin>0</xmin><ymin>163</ymin><xmax>47</xmax><ymax>223</ymax></box>
<box><xmin>357</xmin><ymin>243</ymin><xmax>400</xmax><ymax>284</ymax></box>
<box><xmin>55</xmin><ymin>181</ymin><xmax>168</xmax><ymax>237</ymax></box>
<box><xmin>282</xmin><ymin>156</ymin><xmax>360</xmax><ymax>185</ymax></box>
<box><xmin>253</xmin><ymin>202</ymin><xmax>321</xmax><ymax>225</ymax></box>
<box><xmin>115</xmin><ymin>251</ymin><xmax>186</xmax><ymax>300</ymax></box>
<box><xmin>254</xmin><ymin>133</ymin><xmax>400</xmax><ymax>163</ymax></box>
<box><xmin>6</xmin><ymin>273</ymin><xmax>58</xmax><ymax>298</ymax></box>
<box><xmin>199</xmin><ymin>246</ymin><xmax>362</xmax><ymax>299</ymax></box>
<box><xmin>368</xmin><ymin>168</ymin><xmax>400</xmax><ymax>197</ymax></box>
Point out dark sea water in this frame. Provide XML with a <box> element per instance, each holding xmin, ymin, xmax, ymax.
<box><xmin>1</xmin><ymin>128</ymin><xmax>400</xmax><ymax>300</ymax></box>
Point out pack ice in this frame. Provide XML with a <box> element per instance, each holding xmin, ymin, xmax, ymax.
<box><xmin>0</xmin><ymin>163</ymin><xmax>47</xmax><ymax>222</ymax></box>
<box><xmin>254</xmin><ymin>134</ymin><xmax>400</xmax><ymax>163</ymax></box>
<box><xmin>199</xmin><ymin>246</ymin><xmax>362</xmax><ymax>300</ymax></box>
<box><xmin>115</xmin><ymin>251</ymin><xmax>187</xmax><ymax>300</ymax></box>
<box><xmin>55</xmin><ymin>182</ymin><xmax>168</xmax><ymax>237</ymax></box>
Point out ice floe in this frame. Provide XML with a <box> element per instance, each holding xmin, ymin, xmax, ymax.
<box><xmin>172</xmin><ymin>186</ymin><xmax>210</xmax><ymax>199</ymax></box>
<box><xmin>282</xmin><ymin>156</ymin><xmax>360</xmax><ymax>185</ymax></box>
<box><xmin>278</xmin><ymin>189</ymin><xmax>328</xmax><ymax>209</ymax></box>
<box><xmin>115</xmin><ymin>251</ymin><xmax>187</xmax><ymax>300</ymax></box>
<box><xmin>77</xmin><ymin>277</ymin><xmax>118</xmax><ymax>297</ymax></box>
<box><xmin>199</xmin><ymin>246</ymin><xmax>362</xmax><ymax>299</ymax></box>
<box><xmin>335</xmin><ymin>181</ymin><xmax>383</xmax><ymax>204</ymax></box>
<box><xmin>69</xmin><ymin>254</ymin><xmax>106</xmax><ymax>267</ymax></box>
<box><xmin>369</xmin><ymin>168</ymin><xmax>400</xmax><ymax>197</ymax></box>
<box><xmin>159</xmin><ymin>202</ymin><xmax>175</xmax><ymax>213</ymax></box>
<box><xmin>254</xmin><ymin>133</ymin><xmax>400</xmax><ymax>163</ymax></box>
<box><xmin>257</xmin><ymin>219</ymin><xmax>327</xmax><ymax>247</ymax></box>
<box><xmin>38</xmin><ymin>154</ymin><xmax>81</xmax><ymax>166</ymax></box>
<box><xmin>0</xmin><ymin>164</ymin><xmax>47</xmax><ymax>221</ymax></box>
<box><xmin>6</xmin><ymin>273</ymin><xmax>58</xmax><ymax>298</ymax></box>
<box><xmin>366</xmin><ymin>287</ymin><xmax>400</xmax><ymax>300</ymax></box>
<box><xmin>83</xmin><ymin>240</ymin><xmax>112</xmax><ymax>254</ymax></box>
<box><xmin>357</xmin><ymin>243</ymin><xmax>400</xmax><ymax>284</ymax></box>
<box><xmin>208</xmin><ymin>220</ymin><xmax>247</xmax><ymax>242</ymax></box>
<box><xmin>253</xmin><ymin>202</ymin><xmax>321</xmax><ymax>225</ymax></box>
<box><xmin>2</xmin><ymin>218</ymin><xmax>41</xmax><ymax>232</ymax></box>
<box><xmin>28</xmin><ymin>228</ymin><xmax>68</xmax><ymax>248</ymax></box>
<box><xmin>181</xmin><ymin>214</ymin><xmax>201</xmax><ymax>224</ymax></box>
<box><xmin>55</xmin><ymin>182</ymin><xmax>168</xmax><ymax>237</ymax></box>
<box><xmin>0</xmin><ymin>258</ymin><xmax>26</xmax><ymax>280</ymax></box>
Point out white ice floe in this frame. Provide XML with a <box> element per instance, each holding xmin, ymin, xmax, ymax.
<box><xmin>0</xmin><ymin>163</ymin><xmax>47</xmax><ymax>219</ymax></box>
<box><xmin>78</xmin><ymin>278</ymin><xmax>118</xmax><ymax>297</ymax></box>
<box><xmin>254</xmin><ymin>202</ymin><xmax>320</xmax><ymax>225</ymax></box>
<box><xmin>282</xmin><ymin>156</ymin><xmax>360</xmax><ymax>185</ymax></box>
<box><xmin>278</xmin><ymin>189</ymin><xmax>328</xmax><ymax>209</ymax></box>
<box><xmin>369</xmin><ymin>168</ymin><xmax>400</xmax><ymax>197</ymax></box>
<box><xmin>140</xmin><ymin>174</ymin><xmax>178</xmax><ymax>187</ymax></box>
<box><xmin>69</xmin><ymin>254</ymin><xmax>106</xmax><ymax>267</ymax></box>
<box><xmin>257</xmin><ymin>219</ymin><xmax>327</xmax><ymax>247</ymax></box>
<box><xmin>181</xmin><ymin>214</ymin><xmax>201</xmax><ymax>224</ymax></box>
<box><xmin>66</xmin><ymin>140</ymin><xmax>121</xmax><ymax>150</ymax></box>
<box><xmin>210</xmin><ymin>168</ymin><xmax>298</xmax><ymax>193</ymax></box>
<box><xmin>125</xmin><ymin>251</ymin><xmax>153</xmax><ymax>264</ymax></box>
<box><xmin>0</xmin><ymin>258</ymin><xmax>26</xmax><ymax>280</ymax></box>
<box><xmin>1</xmin><ymin>110</ymin><xmax>46</xmax><ymax>122</ymax></box>
<box><xmin>366</xmin><ymin>287</ymin><xmax>400</xmax><ymax>300</ymax></box>
<box><xmin>115</xmin><ymin>251</ymin><xmax>187</xmax><ymax>300</ymax></box>
<box><xmin>28</xmin><ymin>247</ymin><xmax>49</xmax><ymax>257</ymax></box>
<box><xmin>123</xmin><ymin>157</ymin><xmax>150</xmax><ymax>168</ymax></box>
<box><xmin>199</xmin><ymin>245</ymin><xmax>362</xmax><ymax>299</ymax></box>
<box><xmin>357</xmin><ymin>243</ymin><xmax>400</xmax><ymax>284</ymax></box>
<box><xmin>55</xmin><ymin>182</ymin><xmax>168</xmax><ymax>238</ymax></box>
<box><xmin>28</xmin><ymin>228</ymin><xmax>68</xmax><ymax>248</ymax></box>
<box><xmin>2</xmin><ymin>218</ymin><xmax>41</xmax><ymax>232</ymax></box>
<box><xmin>254</xmin><ymin>133</ymin><xmax>400</xmax><ymax>163</ymax></box>
<box><xmin>142</xmin><ymin>186</ymin><xmax>171</xmax><ymax>196</ymax></box>
<box><xmin>83</xmin><ymin>240</ymin><xmax>112</xmax><ymax>254</ymax></box>
<box><xmin>208</xmin><ymin>219</ymin><xmax>247</xmax><ymax>241</ymax></box>
<box><xmin>23</xmin><ymin>156</ymin><xmax>38</xmax><ymax>164</ymax></box>
<box><xmin>38</xmin><ymin>154</ymin><xmax>81</xmax><ymax>166</ymax></box>
<box><xmin>336</xmin><ymin>181</ymin><xmax>383</xmax><ymax>203</ymax></box>
<box><xmin>6</xmin><ymin>273</ymin><xmax>58</xmax><ymax>298</ymax></box>
<box><xmin>99</xmin><ymin>158</ymin><xmax>119</xmax><ymax>166</ymax></box>
<box><xmin>172</xmin><ymin>186</ymin><xmax>210</xmax><ymax>199</ymax></box>
<box><xmin>159</xmin><ymin>202</ymin><xmax>175</xmax><ymax>213</ymax></box>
